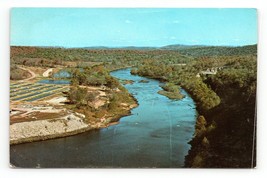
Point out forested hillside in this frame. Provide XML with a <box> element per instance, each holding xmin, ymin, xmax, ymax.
<box><xmin>131</xmin><ymin>45</ymin><xmax>257</xmax><ymax>168</ymax></box>
<box><xmin>10</xmin><ymin>46</ymin><xmax>193</xmax><ymax>70</ymax></box>
<box><xmin>161</xmin><ymin>44</ymin><xmax>257</xmax><ymax>57</ymax></box>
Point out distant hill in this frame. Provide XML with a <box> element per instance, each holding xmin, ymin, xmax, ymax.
<box><xmin>11</xmin><ymin>44</ymin><xmax>257</xmax><ymax>60</ymax></box>
<box><xmin>119</xmin><ymin>46</ymin><xmax>159</xmax><ymax>50</ymax></box>
<box><xmin>159</xmin><ymin>44</ymin><xmax>257</xmax><ymax>57</ymax></box>
<box><xmin>82</xmin><ymin>46</ymin><xmax>158</xmax><ymax>50</ymax></box>
<box><xmin>160</xmin><ymin>44</ymin><xmax>207</xmax><ymax>50</ymax></box>
<box><xmin>81</xmin><ymin>44</ymin><xmax>257</xmax><ymax>57</ymax></box>
<box><xmin>82</xmin><ymin>46</ymin><xmax>111</xmax><ymax>50</ymax></box>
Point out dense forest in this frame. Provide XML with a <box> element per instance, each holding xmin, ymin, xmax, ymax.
<box><xmin>10</xmin><ymin>44</ymin><xmax>257</xmax><ymax>168</ymax></box>
<box><xmin>10</xmin><ymin>46</ymin><xmax>194</xmax><ymax>71</ymax></box>
<box><xmin>131</xmin><ymin>45</ymin><xmax>257</xmax><ymax>168</ymax></box>
<box><xmin>162</xmin><ymin>44</ymin><xmax>257</xmax><ymax>57</ymax></box>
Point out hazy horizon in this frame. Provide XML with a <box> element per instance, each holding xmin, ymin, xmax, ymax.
<box><xmin>10</xmin><ymin>43</ymin><xmax>257</xmax><ymax>49</ymax></box>
<box><xmin>11</xmin><ymin>8</ymin><xmax>257</xmax><ymax>47</ymax></box>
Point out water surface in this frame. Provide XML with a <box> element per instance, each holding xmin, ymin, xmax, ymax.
<box><xmin>38</xmin><ymin>79</ymin><xmax>70</xmax><ymax>85</ymax></box>
<box><xmin>10</xmin><ymin>68</ymin><xmax>197</xmax><ymax>168</ymax></box>
<box><xmin>53</xmin><ymin>70</ymin><xmax>71</xmax><ymax>78</ymax></box>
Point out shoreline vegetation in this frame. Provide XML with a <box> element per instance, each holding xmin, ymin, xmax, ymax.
<box><xmin>157</xmin><ymin>82</ymin><xmax>185</xmax><ymax>100</ymax></box>
<box><xmin>10</xmin><ymin>63</ymin><xmax>138</xmax><ymax>145</ymax></box>
<box><xmin>10</xmin><ymin>90</ymin><xmax>138</xmax><ymax>145</ymax></box>
<box><xmin>130</xmin><ymin>45</ymin><xmax>256</xmax><ymax>168</ymax></box>
<box><xmin>10</xmin><ymin>44</ymin><xmax>257</xmax><ymax>168</ymax></box>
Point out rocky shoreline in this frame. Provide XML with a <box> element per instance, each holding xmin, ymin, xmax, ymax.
<box><xmin>10</xmin><ymin>102</ymin><xmax>138</xmax><ymax>145</ymax></box>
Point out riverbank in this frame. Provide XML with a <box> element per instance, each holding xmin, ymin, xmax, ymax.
<box><xmin>132</xmin><ymin>66</ymin><xmax>256</xmax><ymax>168</ymax></box>
<box><xmin>10</xmin><ymin>101</ymin><xmax>137</xmax><ymax>145</ymax></box>
<box><xmin>11</xmin><ymin>68</ymin><xmax>196</xmax><ymax>168</ymax></box>
<box><xmin>184</xmin><ymin>84</ymin><xmax>256</xmax><ymax>168</ymax></box>
<box><xmin>10</xmin><ymin>68</ymin><xmax>138</xmax><ymax>145</ymax></box>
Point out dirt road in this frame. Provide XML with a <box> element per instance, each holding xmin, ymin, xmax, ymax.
<box><xmin>18</xmin><ymin>66</ymin><xmax>36</xmax><ymax>81</ymax></box>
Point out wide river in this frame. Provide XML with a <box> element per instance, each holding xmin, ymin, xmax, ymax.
<box><xmin>10</xmin><ymin>68</ymin><xmax>197</xmax><ymax>168</ymax></box>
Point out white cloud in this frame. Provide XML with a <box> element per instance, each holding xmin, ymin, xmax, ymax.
<box><xmin>170</xmin><ymin>36</ymin><xmax>177</xmax><ymax>40</ymax></box>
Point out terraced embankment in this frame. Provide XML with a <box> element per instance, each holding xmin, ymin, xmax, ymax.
<box><xmin>10</xmin><ymin>76</ymin><xmax>137</xmax><ymax>145</ymax></box>
<box><xmin>10</xmin><ymin>82</ymin><xmax>68</xmax><ymax>102</ymax></box>
<box><xmin>10</xmin><ymin>79</ymin><xmax>82</xmax><ymax>145</ymax></box>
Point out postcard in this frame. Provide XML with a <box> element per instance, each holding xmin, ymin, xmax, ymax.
<box><xmin>10</xmin><ymin>8</ymin><xmax>257</xmax><ymax>168</ymax></box>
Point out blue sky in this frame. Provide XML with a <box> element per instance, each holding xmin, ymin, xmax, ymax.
<box><xmin>10</xmin><ymin>8</ymin><xmax>257</xmax><ymax>47</ymax></box>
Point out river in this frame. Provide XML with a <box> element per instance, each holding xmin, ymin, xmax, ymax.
<box><xmin>10</xmin><ymin>68</ymin><xmax>197</xmax><ymax>168</ymax></box>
